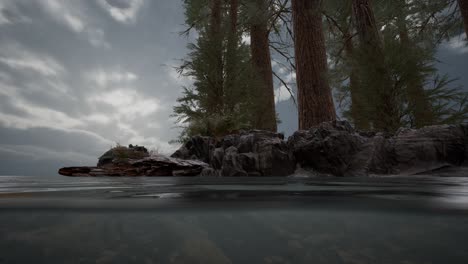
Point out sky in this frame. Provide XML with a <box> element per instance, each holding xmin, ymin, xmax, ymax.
<box><xmin>0</xmin><ymin>0</ymin><xmax>467</xmax><ymax>176</ymax></box>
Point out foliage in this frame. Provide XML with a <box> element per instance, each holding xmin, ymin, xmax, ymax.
<box><xmin>325</xmin><ymin>0</ymin><xmax>468</xmax><ymax>130</ymax></box>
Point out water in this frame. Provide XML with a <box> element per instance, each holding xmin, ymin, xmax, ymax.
<box><xmin>1</xmin><ymin>175</ymin><xmax>468</xmax><ymax>264</ymax></box>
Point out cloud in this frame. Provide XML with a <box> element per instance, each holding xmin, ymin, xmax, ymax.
<box><xmin>0</xmin><ymin>1</ymin><xmax>32</xmax><ymax>26</ymax></box>
<box><xmin>442</xmin><ymin>34</ymin><xmax>468</xmax><ymax>54</ymax></box>
<box><xmin>105</xmin><ymin>0</ymin><xmax>132</xmax><ymax>9</ymax></box>
<box><xmin>40</xmin><ymin>0</ymin><xmax>84</xmax><ymax>32</ymax></box>
<box><xmin>0</xmin><ymin>44</ymin><xmax>65</xmax><ymax>77</ymax></box>
<box><xmin>274</xmin><ymin>72</ymin><xmax>296</xmax><ymax>103</ymax></box>
<box><xmin>85</xmin><ymin>68</ymin><xmax>138</xmax><ymax>88</ymax></box>
<box><xmin>38</xmin><ymin>0</ymin><xmax>110</xmax><ymax>48</ymax></box>
<box><xmin>275</xmin><ymin>85</ymin><xmax>292</xmax><ymax>103</ymax></box>
<box><xmin>88</xmin><ymin>89</ymin><xmax>160</xmax><ymax>117</ymax></box>
<box><xmin>87</xmin><ymin>28</ymin><xmax>111</xmax><ymax>49</ymax></box>
<box><xmin>97</xmin><ymin>0</ymin><xmax>145</xmax><ymax>24</ymax></box>
<box><xmin>0</xmin><ymin>1</ymin><xmax>31</xmax><ymax>25</ymax></box>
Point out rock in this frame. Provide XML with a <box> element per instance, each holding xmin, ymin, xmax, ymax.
<box><xmin>288</xmin><ymin>121</ymin><xmax>366</xmax><ymax>176</ymax></box>
<box><xmin>392</xmin><ymin>124</ymin><xmax>465</xmax><ymax>174</ymax></box>
<box><xmin>60</xmin><ymin>122</ymin><xmax>468</xmax><ymax>177</ymax></box>
<box><xmin>98</xmin><ymin>145</ymin><xmax>149</xmax><ymax>167</ymax></box>
<box><xmin>288</xmin><ymin>121</ymin><xmax>468</xmax><ymax>176</ymax></box>
<box><xmin>221</xmin><ymin>147</ymin><xmax>248</xmax><ymax>176</ymax></box>
<box><xmin>59</xmin><ymin>154</ymin><xmax>208</xmax><ymax>177</ymax></box>
<box><xmin>171</xmin><ymin>136</ymin><xmax>216</xmax><ymax>163</ymax></box>
<box><xmin>172</xmin><ymin>130</ymin><xmax>296</xmax><ymax>177</ymax></box>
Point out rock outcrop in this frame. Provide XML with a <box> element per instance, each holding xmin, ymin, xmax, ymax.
<box><xmin>288</xmin><ymin>121</ymin><xmax>467</xmax><ymax>176</ymax></box>
<box><xmin>59</xmin><ymin>121</ymin><xmax>468</xmax><ymax>177</ymax></box>
<box><xmin>60</xmin><ymin>154</ymin><xmax>209</xmax><ymax>177</ymax></box>
<box><xmin>172</xmin><ymin>130</ymin><xmax>296</xmax><ymax>176</ymax></box>
<box><xmin>97</xmin><ymin>144</ymin><xmax>149</xmax><ymax>167</ymax></box>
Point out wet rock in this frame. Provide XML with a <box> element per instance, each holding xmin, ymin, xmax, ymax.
<box><xmin>288</xmin><ymin>121</ymin><xmax>366</xmax><ymax>176</ymax></box>
<box><xmin>171</xmin><ymin>136</ymin><xmax>216</xmax><ymax>163</ymax></box>
<box><xmin>59</xmin><ymin>154</ymin><xmax>208</xmax><ymax>177</ymax></box>
<box><xmin>60</xmin><ymin>122</ymin><xmax>468</xmax><ymax>177</ymax></box>
<box><xmin>288</xmin><ymin>121</ymin><xmax>468</xmax><ymax>176</ymax></box>
<box><xmin>172</xmin><ymin>130</ymin><xmax>296</xmax><ymax>177</ymax></box>
<box><xmin>392</xmin><ymin>125</ymin><xmax>465</xmax><ymax>174</ymax></box>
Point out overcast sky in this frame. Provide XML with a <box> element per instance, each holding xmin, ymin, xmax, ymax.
<box><xmin>0</xmin><ymin>0</ymin><xmax>467</xmax><ymax>176</ymax></box>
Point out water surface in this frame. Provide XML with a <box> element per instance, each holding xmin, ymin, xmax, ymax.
<box><xmin>1</xmin><ymin>175</ymin><xmax>468</xmax><ymax>264</ymax></box>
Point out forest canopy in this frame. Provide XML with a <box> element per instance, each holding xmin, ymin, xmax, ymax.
<box><xmin>173</xmin><ymin>0</ymin><xmax>468</xmax><ymax>141</ymax></box>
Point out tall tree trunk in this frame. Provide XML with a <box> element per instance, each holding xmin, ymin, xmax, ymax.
<box><xmin>352</xmin><ymin>0</ymin><xmax>400</xmax><ymax>131</ymax></box>
<box><xmin>250</xmin><ymin>0</ymin><xmax>277</xmax><ymax>132</ymax></box>
<box><xmin>396</xmin><ymin>3</ymin><xmax>434</xmax><ymax>128</ymax></box>
<box><xmin>208</xmin><ymin>0</ymin><xmax>224</xmax><ymax>113</ymax></box>
<box><xmin>459</xmin><ymin>0</ymin><xmax>468</xmax><ymax>38</ymax></box>
<box><xmin>225</xmin><ymin>0</ymin><xmax>239</xmax><ymax>112</ymax></box>
<box><xmin>292</xmin><ymin>0</ymin><xmax>336</xmax><ymax>130</ymax></box>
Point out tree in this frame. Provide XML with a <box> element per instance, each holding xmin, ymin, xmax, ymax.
<box><xmin>292</xmin><ymin>0</ymin><xmax>336</xmax><ymax>129</ymax></box>
<box><xmin>352</xmin><ymin>0</ymin><xmax>400</xmax><ymax>131</ymax></box>
<box><xmin>459</xmin><ymin>0</ymin><xmax>468</xmax><ymax>37</ymax></box>
<box><xmin>174</xmin><ymin>0</ymin><xmax>256</xmax><ymax>140</ymax></box>
<box><xmin>248</xmin><ymin>0</ymin><xmax>278</xmax><ymax>132</ymax></box>
<box><xmin>325</xmin><ymin>0</ymin><xmax>467</xmax><ymax>130</ymax></box>
<box><xmin>394</xmin><ymin>0</ymin><xmax>434</xmax><ymax>128</ymax></box>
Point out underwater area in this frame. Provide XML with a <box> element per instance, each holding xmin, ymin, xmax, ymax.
<box><xmin>1</xmin><ymin>175</ymin><xmax>468</xmax><ymax>264</ymax></box>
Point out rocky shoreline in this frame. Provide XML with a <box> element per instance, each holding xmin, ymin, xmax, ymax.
<box><xmin>59</xmin><ymin>121</ymin><xmax>468</xmax><ymax>177</ymax></box>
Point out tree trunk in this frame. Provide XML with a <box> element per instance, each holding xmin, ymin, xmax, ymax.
<box><xmin>292</xmin><ymin>0</ymin><xmax>336</xmax><ymax>130</ymax></box>
<box><xmin>396</xmin><ymin>3</ymin><xmax>434</xmax><ymax>128</ymax></box>
<box><xmin>352</xmin><ymin>0</ymin><xmax>400</xmax><ymax>131</ymax></box>
<box><xmin>250</xmin><ymin>0</ymin><xmax>277</xmax><ymax>132</ymax></box>
<box><xmin>225</xmin><ymin>0</ymin><xmax>239</xmax><ymax>112</ymax></box>
<box><xmin>208</xmin><ymin>0</ymin><xmax>224</xmax><ymax>113</ymax></box>
<box><xmin>459</xmin><ymin>0</ymin><xmax>468</xmax><ymax>38</ymax></box>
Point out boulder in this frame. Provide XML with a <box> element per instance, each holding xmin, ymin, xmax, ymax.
<box><xmin>288</xmin><ymin>121</ymin><xmax>468</xmax><ymax>176</ymax></box>
<box><xmin>97</xmin><ymin>144</ymin><xmax>149</xmax><ymax>167</ymax></box>
<box><xmin>171</xmin><ymin>136</ymin><xmax>216</xmax><ymax>163</ymax></box>
<box><xmin>172</xmin><ymin>130</ymin><xmax>296</xmax><ymax>177</ymax></box>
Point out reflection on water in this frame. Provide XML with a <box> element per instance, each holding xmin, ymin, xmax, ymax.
<box><xmin>1</xmin><ymin>175</ymin><xmax>468</xmax><ymax>263</ymax></box>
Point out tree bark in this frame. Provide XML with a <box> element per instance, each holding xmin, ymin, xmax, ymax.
<box><xmin>352</xmin><ymin>0</ymin><xmax>400</xmax><ymax>131</ymax></box>
<box><xmin>225</xmin><ymin>0</ymin><xmax>239</xmax><ymax>112</ymax></box>
<box><xmin>292</xmin><ymin>0</ymin><xmax>336</xmax><ymax>130</ymax></box>
<box><xmin>208</xmin><ymin>0</ymin><xmax>224</xmax><ymax>113</ymax></box>
<box><xmin>250</xmin><ymin>0</ymin><xmax>277</xmax><ymax>132</ymax></box>
<box><xmin>459</xmin><ymin>0</ymin><xmax>468</xmax><ymax>38</ymax></box>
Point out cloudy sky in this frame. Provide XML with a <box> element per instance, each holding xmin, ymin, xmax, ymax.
<box><xmin>0</xmin><ymin>0</ymin><xmax>467</xmax><ymax>176</ymax></box>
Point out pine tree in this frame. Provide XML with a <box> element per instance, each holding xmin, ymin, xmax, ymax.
<box><xmin>394</xmin><ymin>0</ymin><xmax>434</xmax><ymax>128</ymax></box>
<box><xmin>325</xmin><ymin>0</ymin><xmax>467</xmax><ymax>130</ymax></box>
<box><xmin>247</xmin><ymin>0</ymin><xmax>278</xmax><ymax>132</ymax></box>
<box><xmin>292</xmin><ymin>0</ymin><xmax>336</xmax><ymax>129</ymax></box>
<box><xmin>174</xmin><ymin>0</ymin><xmax>256</xmax><ymax>139</ymax></box>
<box><xmin>352</xmin><ymin>0</ymin><xmax>400</xmax><ymax>131</ymax></box>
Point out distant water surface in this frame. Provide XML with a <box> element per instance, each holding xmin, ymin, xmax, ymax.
<box><xmin>1</xmin><ymin>175</ymin><xmax>468</xmax><ymax>263</ymax></box>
